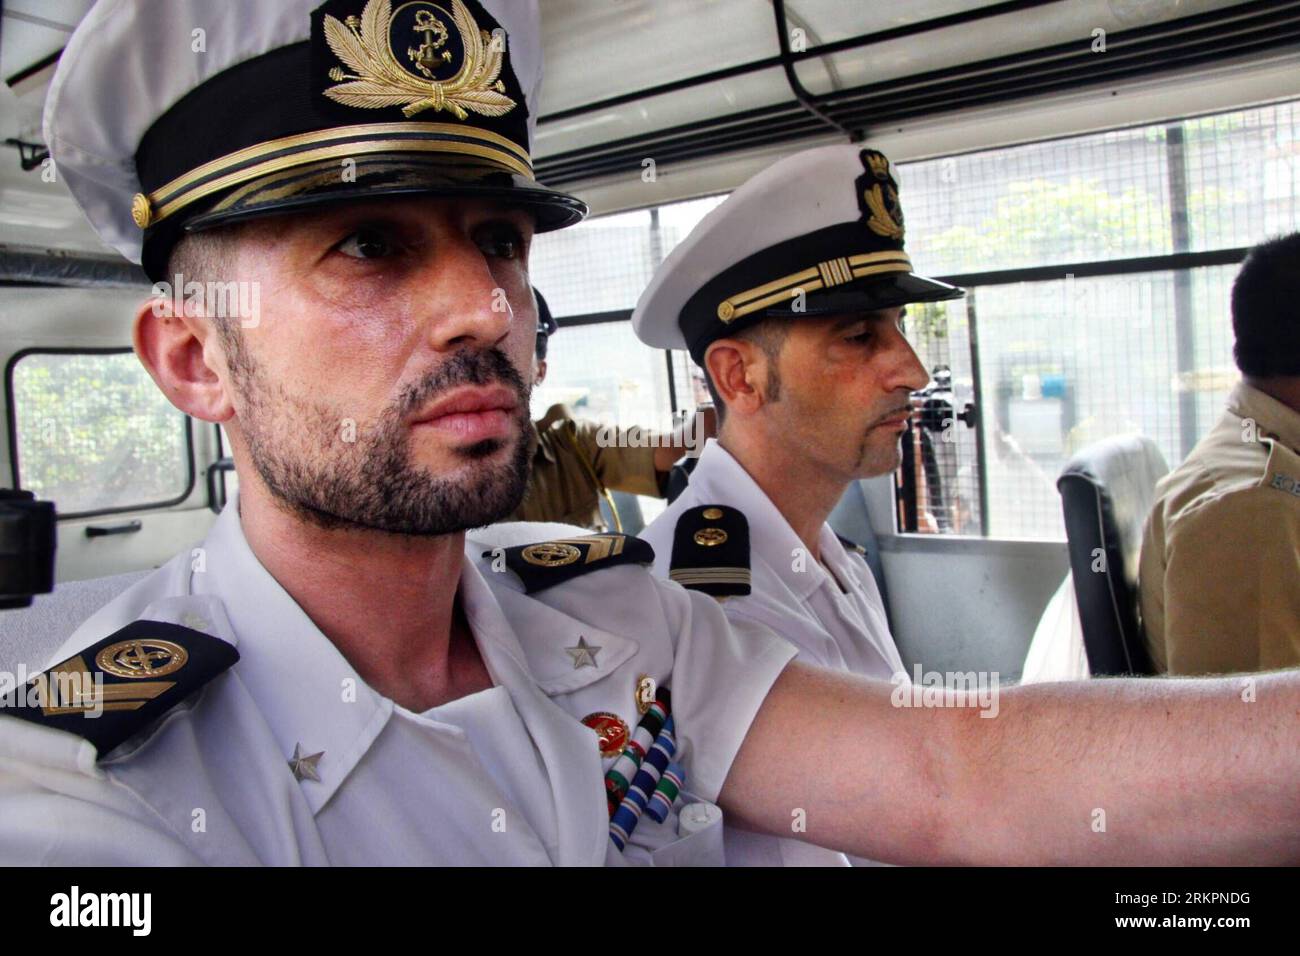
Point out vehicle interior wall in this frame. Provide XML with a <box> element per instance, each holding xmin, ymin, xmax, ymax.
<box><xmin>857</xmin><ymin>475</ymin><xmax>1067</xmax><ymax>679</ymax></box>
<box><xmin>542</xmin><ymin>1</ymin><xmax>1295</xmax><ymax>214</ymax></box>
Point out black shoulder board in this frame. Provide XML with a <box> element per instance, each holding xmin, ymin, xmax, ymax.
<box><xmin>486</xmin><ymin>533</ymin><xmax>655</xmax><ymax>594</ymax></box>
<box><xmin>1</xmin><ymin>619</ymin><xmax>239</xmax><ymax>758</ymax></box>
<box><xmin>669</xmin><ymin>504</ymin><xmax>751</xmax><ymax>597</ymax></box>
<box><xmin>836</xmin><ymin>533</ymin><xmax>868</xmax><ymax>557</ymax></box>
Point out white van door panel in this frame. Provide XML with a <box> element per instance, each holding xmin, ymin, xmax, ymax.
<box><xmin>1</xmin><ymin>287</ymin><xmax>220</xmax><ymax>586</ymax></box>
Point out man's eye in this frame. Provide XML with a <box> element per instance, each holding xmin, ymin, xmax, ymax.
<box><xmin>848</xmin><ymin>329</ymin><xmax>874</xmax><ymax>344</ymax></box>
<box><xmin>476</xmin><ymin>228</ymin><xmax>521</xmax><ymax>260</ymax></box>
<box><xmin>336</xmin><ymin>228</ymin><xmax>394</xmax><ymax>259</ymax></box>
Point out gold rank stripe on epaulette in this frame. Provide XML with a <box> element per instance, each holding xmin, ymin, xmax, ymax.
<box><xmin>0</xmin><ymin>620</ymin><xmax>239</xmax><ymax>758</ymax></box>
<box><xmin>669</xmin><ymin>505</ymin><xmax>752</xmax><ymax>597</ymax></box>
<box><xmin>669</xmin><ymin>568</ymin><xmax>752</xmax><ymax>588</ymax></box>
<box><xmin>488</xmin><ymin>533</ymin><xmax>656</xmax><ymax>594</ymax></box>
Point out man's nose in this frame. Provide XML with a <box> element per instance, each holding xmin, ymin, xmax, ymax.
<box><xmin>885</xmin><ymin>325</ymin><xmax>932</xmax><ymax>394</ymax></box>
<box><xmin>412</xmin><ymin>238</ymin><xmax>515</xmax><ymax>351</ymax></box>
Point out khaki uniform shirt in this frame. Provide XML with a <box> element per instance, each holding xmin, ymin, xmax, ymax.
<box><xmin>510</xmin><ymin>404</ymin><xmax>664</xmax><ymax>529</ymax></box>
<box><xmin>1140</xmin><ymin>382</ymin><xmax>1300</xmax><ymax>675</ymax></box>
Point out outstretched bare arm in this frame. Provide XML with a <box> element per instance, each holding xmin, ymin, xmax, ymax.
<box><xmin>720</xmin><ymin>662</ymin><xmax>1300</xmax><ymax>864</ymax></box>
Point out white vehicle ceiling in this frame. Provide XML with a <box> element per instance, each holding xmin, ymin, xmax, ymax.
<box><xmin>1</xmin><ymin>0</ymin><xmax>1297</xmax><ymax>271</ymax></box>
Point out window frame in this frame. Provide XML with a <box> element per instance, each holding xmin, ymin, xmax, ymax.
<box><xmin>537</xmin><ymin>98</ymin><xmax>1294</xmax><ymax>542</ymax></box>
<box><xmin>884</xmin><ymin>96</ymin><xmax>1295</xmax><ymax>540</ymax></box>
<box><xmin>5</xmin><ymin>346</ymin><xmax>197</xmax><ymax>521</ymax></box>
<box><xmin>534</xmin><ymin>307</ymin><xmax>695</xmax><ymax>418</ymax></box>
<box><xmin>893</xmin><ymin>246</ymin><xmax>1252</xmax><ymax>541</ymax></box>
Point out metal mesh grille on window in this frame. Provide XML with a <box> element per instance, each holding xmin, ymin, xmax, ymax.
<box><xmin>899</xmin><ymin>298</ymin><xmax>983</xmax><ymax>536</ymax></box>
<box><xmin>524</xmin><ymin>100</ymin><xmax>1299</xmax><ymax>542</ymax></box>
<box><xmin>896</xmin><ymin>99</ymin><xmax>1300</xmax><ymax>540</ymax></box>
<box><xmin>529</xmin><ymin>193</ymin><xmax>727</xmax><ymax>423</ymax></box>
<box><xmin>902</xmin><ymin>102</ymin><xmax>1300</xmax><ymax>274</ymax></box>
<box><xmin>529</xmin><ymin>195</ymin><xmax>727</xmax><ymax>525</ymax></box>
<box><xmin>530</xmin><ymin>195</ymin><xmax>727</xmax><ymax>317</ymax></box>
<box><xmin>11</xmin><ymin>352</ymin><xmax>190</xmax><ymax>515</ymax></box>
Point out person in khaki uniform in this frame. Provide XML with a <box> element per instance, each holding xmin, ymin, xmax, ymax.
<box><xmin>1140</xmin><ymin>233</ymin><xmax>1300</xmax><ymax>675</ymax></box>
<box><xmin>510</xmin><ymin>290</ymin><xmax>713</xmax><ymax>529</ymax></box>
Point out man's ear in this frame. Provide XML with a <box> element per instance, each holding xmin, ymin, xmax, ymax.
<box><xmin>133</xmin><ymin>296</ymin><xmax>235</xmax><ymax>423</ymax></box>
<box><xmin>704</xmin><ymin>338</ymin><xmax>768</xmax><ymax>417</ymax></box>
<box><xmin>534</xmin><ymin>358</ymin><xmax>547</xmax><ymax>386</ymax></box>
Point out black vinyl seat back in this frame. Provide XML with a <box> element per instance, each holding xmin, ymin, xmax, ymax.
<box><xmin>1056</xmin><ymin>435</ymin><xmax>1169</xmax><ymax>676</ymax></box>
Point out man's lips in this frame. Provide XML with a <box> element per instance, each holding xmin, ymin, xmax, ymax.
<box><xmin>873</xmin><ymin>406</ymin><xmax>913</xmax><ymax>430</ymax></box>
<box><xmin>411</xmin><ymin>385</ymin><xmax>520</xmax><ymax>443</ymax></box>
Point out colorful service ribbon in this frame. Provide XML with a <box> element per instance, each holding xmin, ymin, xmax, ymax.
<box><xmin>609</xmin><ymin>716</ymin><xmax>679</xmax><ymax>851</ymax></box>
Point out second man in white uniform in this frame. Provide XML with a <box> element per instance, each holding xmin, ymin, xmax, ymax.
<box><xmin>636</xmin><ymin>144</ymin><xmax>963</xmax><ymax>864</ymax></box>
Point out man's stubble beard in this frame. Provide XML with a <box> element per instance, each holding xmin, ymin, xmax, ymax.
<box><xmin>223</xmin><ymin>325</ymin><xmax>533</xmax><ymax>535</ymax></box>
<box><xmin>853</xmin><ymin>424</ymin><xmax>907</xmax><ymax>478</ymax></box>
<box><xmin>774</xmin><ymin>387</ymin><xmax>899</xmax><ymax>482</ymax></box>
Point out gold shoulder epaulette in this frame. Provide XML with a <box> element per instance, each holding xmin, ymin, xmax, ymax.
<box><xmin>486</xmin><ymin>533</ymin><xmax>655</xmax><ymax>593</ymax></box>
<box><xmin>669</xmin><ymin>504</ymin><xmax>751</xmax><ymax>598</ymax></box>
<box><xmin>1</xmin><ymin>620</ymin><xmax>239</xmax><ymax>758</ymax></box>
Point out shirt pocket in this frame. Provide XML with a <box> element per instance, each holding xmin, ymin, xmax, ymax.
<box><xmin>647</xmin><ymin>800</ymin><xmax>725</xmax><ymax>867</ymax></box>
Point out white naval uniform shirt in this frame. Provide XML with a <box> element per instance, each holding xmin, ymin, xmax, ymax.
<box><xmin>641</xmin><ymin>439</ymin><xmax>906</xmax><ymax>866</ymax></box>
<box><xmin>0</xmin><ymin>497</ymin><xmax>796</xmax><ymax>866</ymax></box>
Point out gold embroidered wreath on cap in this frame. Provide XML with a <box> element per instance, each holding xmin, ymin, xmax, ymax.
<box><xmin>323</xmin><ymin>0</ymin><xmax>516</xmax><ymax>120</ymax></box>
<box><xmin>863</xmin><ymin>185</ymin><xmax>903</xmax><ymax>240</ymax></box>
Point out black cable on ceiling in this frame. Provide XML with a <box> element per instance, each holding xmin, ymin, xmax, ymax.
<box><xmin>537</xmin><ymin>0</ymin><xmax>1064</xmax><ymax>125</ymax></box>
<box><xmin>534</xmin><ymin>0</ymin><xmax>1300</xmax><ymax>188</ymax></box>
<box><xmin>771</xmin><ymin>0</ymin><xmax>856</xmax><ymax>139</ymax></box>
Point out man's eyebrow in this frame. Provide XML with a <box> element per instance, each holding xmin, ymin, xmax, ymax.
<box><xmin>282</xmin><ymin>208</ymin><xmax>402</xmax><ymax>238</ymax></box>
<box><xmin>831</xmin><ymin>314</ymin><xmax>869</xmax><ymax>332</ymax></box>
<box><xmin>830</xmin><ymin>308</ymin><xmax>905</xmax><ymax>332</ymax></box>
<box><xmin>476</xmin><ymin>209</ymin><xmax>536</xmax><ymax>232</ymax></box>
<box><xmin>475</xmin><ymin>213</ymin><xmax>533</xmax><ymax>232</ymax></box>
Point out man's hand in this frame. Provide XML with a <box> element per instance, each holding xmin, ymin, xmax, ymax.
<box><xmin>651</xmin><ymin>405</ymin><xmax>717</xmax><ymax>473</ymax></box>
<box><xmin>719</xmin><ymin>662</ymin><xmax>1300</xmax><ymax>864</ymax></box>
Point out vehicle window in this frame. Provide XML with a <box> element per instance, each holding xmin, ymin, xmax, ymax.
<box><xmin>7</xmin><ymin>350</ymin><xmax>193</xmax><ymax>518</ymax></box>
<box><xmin>532</xmin><ymin>195</ymin><xmax>727</xmax><ymax>316</ymax></box>
<box><xmin>530</xmin><ymin>101</ymin><xmax>1300</xmax><ymax>542</ymax></box>
<box><xmin>532</xmin><ymin>195</ymin><xmax>725</xmax><ymax>523</ymax></box>
<box><xmin>897</xmin><ymin>98</ymin><xmax>1300</xmax><ymax>540</ymax></box>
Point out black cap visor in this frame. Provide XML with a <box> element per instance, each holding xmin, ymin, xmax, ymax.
<box><xmin>190</xmin><ymin>153</ymin><xmax>585</xmax><ymax>231</ymax></box>
<box><xmin>688</xmin><ymin>271</ymin><xmax>965</xmax><ymax>362</ymax></box>
<box><xmin>142</xmin><ymin>153</ymin><xmax>586</xmax><ymax>280</ymax></box>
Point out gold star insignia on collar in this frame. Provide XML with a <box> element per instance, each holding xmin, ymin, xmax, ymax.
<box><xmin>565</xmin><ymin>636</ymin><xmax>602</xmax><ymax>670</ymax></box>
<box><xmin>288</xmin><ymin>743</ymin><xmax>325</xmax><ymax>782</ymax></box>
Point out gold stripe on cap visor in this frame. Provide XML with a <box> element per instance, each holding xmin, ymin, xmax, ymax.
<box><xmin>131</xmin><ymin>122</ymin><xmax>533</xmax><ymax>229</ymax></box>
<box><xmin>717</xmin><ymin>250</ymin><xmax>914</xmax><ymax>323</ymax></box>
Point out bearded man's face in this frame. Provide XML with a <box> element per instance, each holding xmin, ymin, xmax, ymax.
<box><xmin>212</xmin><ymin>196</ymin><xmax>538</xmax><ymax>534</ymax></box>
